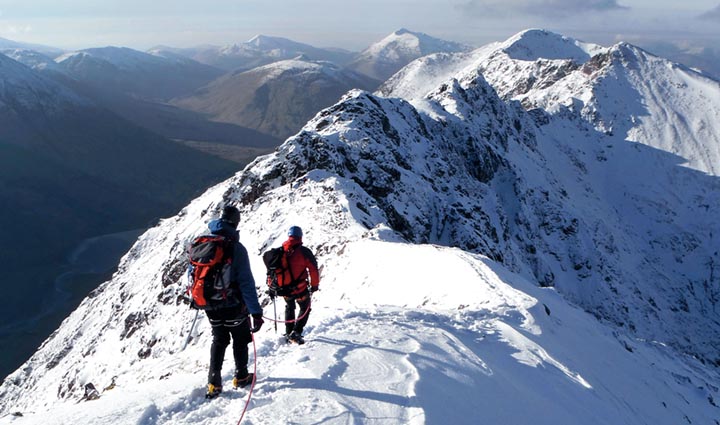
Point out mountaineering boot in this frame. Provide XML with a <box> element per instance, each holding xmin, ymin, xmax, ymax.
<box><xmin>233</xmin><ymin>372</ymin><xmax>254</xmax><ymax>389</ymax></box>
<box><xmin>205</xmin><ymin>383</ymin><xmax>222</xmax><ymax>399</ymax></box>
<box><xmin>286</xmin><ymin>331</ymin><xmax>305</xmax><ymax>345</ymax></box>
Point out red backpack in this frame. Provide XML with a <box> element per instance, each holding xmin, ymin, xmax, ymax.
<box><xmin>188</xmin><ymin>235</ymin><xmax>236</xmax><ymax>309</ymax></box>
<box><xmin>263</xmin><ymin>247</ymin><xmax>305</xmax><ymax>296</ymax></box>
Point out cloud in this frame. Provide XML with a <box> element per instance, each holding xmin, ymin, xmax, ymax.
<box><xmin>698</xmin><ymin>4</ymin><xmax>720</xmax><ymax>21</ymax></box>
<box><xmin>5</xmin><ymin>24</ymin><xmax>32</xmax><ymax>34</ymax></box>
<box><xmin>458</xmin><ymin>0</ymin><xmax>628</xmax><ymax>18</ymax></box>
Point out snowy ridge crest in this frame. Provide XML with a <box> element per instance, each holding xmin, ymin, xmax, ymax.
<box><xmin>0</xmin><ymin>53</ymin><xmax>88</xmax><ymax>110</ymax></box>
<box><xmin>500</xmin><ymin>28</ymin><xmax>607</xmax><ymax>62</ymax></box>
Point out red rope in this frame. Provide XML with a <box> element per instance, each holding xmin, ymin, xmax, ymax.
<box><xmin>262</xmin><ymin>297</ymin><xmax>312</xmax><ymax>324</ymax></box>
<box><xmin>236</xmin><ymin>332</ymin><xmax>258</xmax><ymax>425</ymax></box>
<box><xmin>234</xmin><ymin>294</ymin><xmax>312</xmax><ymax>423</ymax></box>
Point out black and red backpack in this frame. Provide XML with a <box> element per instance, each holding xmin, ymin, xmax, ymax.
<box><xmin>262</xmin><ymin>246</ymin><xmax>308</xmax><ymax>297</ymax></box>
<box><xmin>187</xmin><ymin>235</ymin><xmax>237</xmax><ymax>310</ymax></box>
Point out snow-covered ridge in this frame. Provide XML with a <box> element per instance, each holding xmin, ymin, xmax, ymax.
<box><xmin>499</xmin><ymin>28</ymin><xmax>607</xmax><ymax>62</ymax></box>
<box><xmin>383</xmin><ymin>28</ymin><xmax>720</xmax><ymax>176</ymax></box>
<box><xmin>56</xmin><ymin>47</ymin><xmax>174</xmax><ymax>70</ymax></box>
<box><xmin>1</xmin><ymin>49</ymin><xmax>62</xmax><ymax>72</ymax></box>
<box><xmin>245</xmin><ymin>57</ymin><xmax>363</xmax><ymax>85</ymax></box>
<box><xmin>0</xmin><ymin>53</ymin><xmax>87</xmax><ymax>109</ymax></box>
<box><xmin>212</xmin><ymin>34</ymin><xmax>352</xmax><ymax>68</ymax></box>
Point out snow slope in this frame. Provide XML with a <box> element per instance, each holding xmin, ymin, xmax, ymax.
<box><xmin>0</xmin><ymin>179</ymin><xmax>717</xmax><ymax>424</ymax></box>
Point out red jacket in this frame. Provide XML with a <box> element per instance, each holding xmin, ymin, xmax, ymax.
<box><xmin>280</xmin><ymin>237</ymin><xmax>320</xmax><ymax>296</ymax></box>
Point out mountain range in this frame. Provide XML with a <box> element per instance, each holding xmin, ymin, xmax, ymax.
<box><xmin>150</xmin><ymin>34</ymin><xmax>356</xmax><ymax>72</ymax></box>
<box><xmin>0</xmin><ymin>28</ymin><xmax>718</xmax><ymax>424</ymax></box>
<box><xmin>4</xmin><ymin>29</ymin><xmax>475</xmax><ymax>145</ymax></box>
<box><xmin>54</xmin><ymin>47</ymin><xmax>225</xmax><ymax>101</ymax></box>
<box><xmin>166</xmin><ymin>29</ymin><xmax>467</xmax><ymax>139</ymax></box>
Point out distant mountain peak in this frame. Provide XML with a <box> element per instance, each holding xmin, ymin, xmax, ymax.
<box><xmin>349</xmin><ymin>29</ymin><xmax>472</xmax><ymax>81</ymax></box>
<box><xmin>246</xmin><ymin>34</ymin><xmax>272</xmax><ymax>46</ymax></box>
<box><xmin>500</xmin><ymin>28</ymin><xmax>606</xmax><ymax>62</ymax></box>
<box><xmin>245</xmin><ymin>34</ymin><xmax>307</xmax><ymax>51</ymax></box>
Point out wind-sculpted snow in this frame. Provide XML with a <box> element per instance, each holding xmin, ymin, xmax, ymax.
<box><xmin>1</xmin><ymin>29</ymin><xmax>720</xmax><ymax>424</ymax></box>
<box><xmin>1</xmin><ymin>241</ymin><xmax>718</xmax><ymax>424</ymax></box>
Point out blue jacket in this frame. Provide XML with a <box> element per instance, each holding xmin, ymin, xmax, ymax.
<box><xmin>207</xmin><ymin>219</ymin><xmax>262</xmax><ymax>315</ymax></box>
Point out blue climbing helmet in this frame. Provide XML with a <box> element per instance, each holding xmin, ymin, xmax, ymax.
<box><xmin>288</xmin><ymin>226</ymin><xmax>303</xmax><ymax>238</ymax></box>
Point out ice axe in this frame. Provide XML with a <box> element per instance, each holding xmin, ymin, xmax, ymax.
<box><xmin>181</xmin><ymin>309</ymin><xmax>200</xmax><ymax>351</ymax></box>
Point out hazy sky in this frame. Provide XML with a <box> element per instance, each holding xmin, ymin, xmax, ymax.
<box><xmin>0</xmin><ymin>0</ymin><xmax>718</xmax><ymax>51</ymax></box>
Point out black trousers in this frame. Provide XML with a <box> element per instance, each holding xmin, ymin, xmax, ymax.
<box><xmin>285</xmin><ymin>295</ymin><xmax>311</xmax><ymax>336</ymax></box>
<box><xmin>206</xmin><ymin>306</ymin><xmax>251</xmax><ymax>386</ymax></box>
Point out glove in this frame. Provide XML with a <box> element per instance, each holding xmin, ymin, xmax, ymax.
<box><xmin>265</xmin><ymin>289</ymin><xmax>276</xmax><ymax>300</ymax></box>
<box><xmin>309</xmin><ymin>286</ymin><xmax>319</xmax><ymax>293</ymax></box>
<box><xmin>250</xmin><ymin>314</ymin><xmax>264</xmax><ymax>333</ymax></box>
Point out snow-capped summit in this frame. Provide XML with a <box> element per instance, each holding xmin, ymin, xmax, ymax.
<box><xmin>347</xmin><ymin>28</ymin><xmax>473</xmax><ymax>81</ymax></box>
<box><xmin>499</xmin><ymin>28</ymin><xmax>606</xmax><ymax>62</ymax></box>
<box><xmin>383</xmin><ymin>29</ymin><xmax>720</xmax><ymax>175</ymax></box>
<box><xmin>245</xmin><ymin>34</ymin><xmax>308</xmax><ymax>52</ymax></box>
<box><xmin>483</xmin><ymin>34</ymin><xmax>720</xmax><ymax>176</ymax></box>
